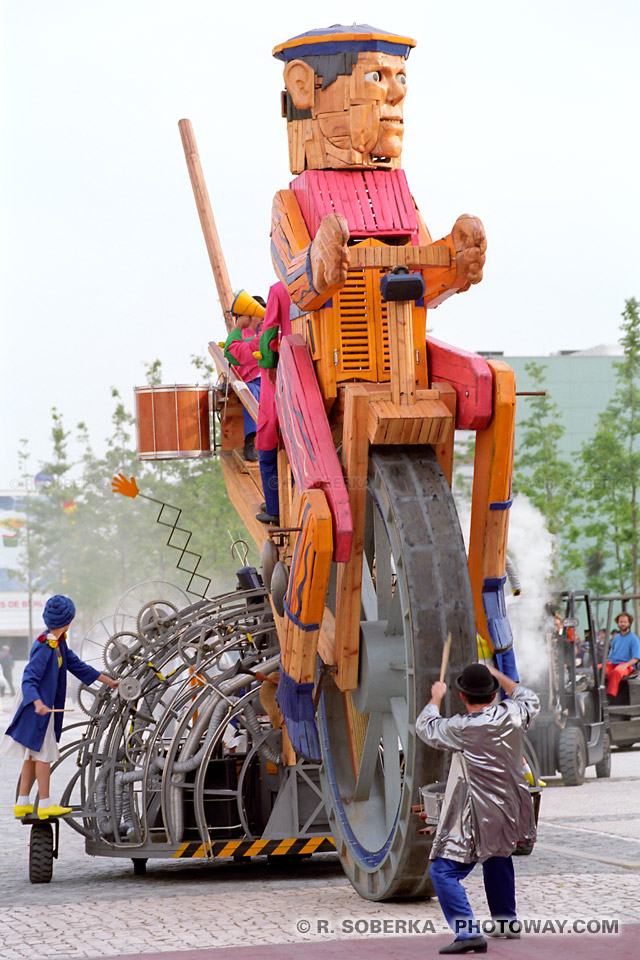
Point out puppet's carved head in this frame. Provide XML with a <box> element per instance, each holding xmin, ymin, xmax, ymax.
<box><xmin>273</xmin><ymin>25</ymin><xmax>416</xmax><ymax>174</ymax></box>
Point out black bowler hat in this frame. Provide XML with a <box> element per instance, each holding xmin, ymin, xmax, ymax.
<box><xmin>455</xmin><ymin>663</ymin><xmax>499</xmax><ymax>697</ymax></box>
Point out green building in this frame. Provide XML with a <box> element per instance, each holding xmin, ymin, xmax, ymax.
<box><xmin>482</xmin><ymin>345</ymin><xmax>623</xmax><ymax>454</ymax></box>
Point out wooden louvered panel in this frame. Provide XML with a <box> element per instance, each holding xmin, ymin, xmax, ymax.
<box><xmin>337</xmin><ymin>268</ymin><xmax>374</xmax><ymax>374</ymax></box>
<box><xmin>374</xmin><ymin>278</ymin><xmax>391</xmax><ymax>378</ymax></box>
<box><xmin>315</xmin><ymin>239</ymin><xmax>414</xmax><ymax>386</ymax></box>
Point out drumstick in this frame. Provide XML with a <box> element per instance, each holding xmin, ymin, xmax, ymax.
<box><xmin>439</xmin><ymin>633</ymin><xmax>452</xmax><ymax>683</ymax></box>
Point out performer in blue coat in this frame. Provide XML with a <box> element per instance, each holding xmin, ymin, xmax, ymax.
<box><xmin>1</xmin><ymin>595</ymin><xmax>118</xmax><ymax>819</ymax></box>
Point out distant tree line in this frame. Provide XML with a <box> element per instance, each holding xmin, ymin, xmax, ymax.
<box><xmin>513</xmin><ymin>297</ymin><xmax>640</xmax><ymax>597</ymax></box>
<box><xmin>11</xmin><ymin>359</ymin><xmax>253</xmax><ymax>636</ymax></box>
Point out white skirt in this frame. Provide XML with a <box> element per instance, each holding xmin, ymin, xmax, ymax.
<box><xmin>0</xmin><ymin>690</ymin><xmax>60</xmax><ymax>763</ymax></box>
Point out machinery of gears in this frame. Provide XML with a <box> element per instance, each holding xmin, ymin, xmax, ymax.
<box><xmin>49</xmin><ymin>574</ymin><xmax>332</xmax><ymax>875</ymax></box>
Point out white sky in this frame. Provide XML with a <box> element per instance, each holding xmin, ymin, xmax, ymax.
<box><xmin>1</xmin><ymin>0</ymin><xmax>639</xmax><ymax>487</ymax></box>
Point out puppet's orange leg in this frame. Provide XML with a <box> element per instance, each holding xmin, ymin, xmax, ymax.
<box><xmin>276</xmin><ymin>489</ymin><xmax>333</xmax><ymax>761</ymax></box>
<box><xmin>468</xmin><ymin>360</ymin><xmax>517</xmax><ymax>670</ymax></box>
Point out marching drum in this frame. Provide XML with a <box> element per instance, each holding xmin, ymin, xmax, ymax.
<box><xmin>135</xmin><ymin>385</ymin><xmax>212</xmax><ymax>460</ymax></box>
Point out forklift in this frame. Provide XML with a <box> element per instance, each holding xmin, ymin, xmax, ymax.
<box><xmin>592</xmin><ymin>593</ymin><xmax>640</xmax><ymax>750</ymax></box>
<box><xmin>528</xmin><ymin>590</ymin><xmax>611</xmax><ymax>786</ymax></box>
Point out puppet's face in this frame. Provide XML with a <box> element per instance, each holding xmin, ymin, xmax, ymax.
<box><xmin>283</xmin><ymin>51</ymin><xmax>408</xmax><ymax>171</ymax></box>
<box><xmin>320</xmin><ymin>52</ymin><xmax>407</xmax><ymax>159</ymax></box>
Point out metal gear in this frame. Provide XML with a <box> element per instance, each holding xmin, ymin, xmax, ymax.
<box><xmin>136</xmin><ymin>600</ymin><xmax>179</xmax><ymax>640</ymax></box>
<box><xmin>103</xmin><ymin>631</ymin><xmax>143</xmax><ymax>670</ymax></box>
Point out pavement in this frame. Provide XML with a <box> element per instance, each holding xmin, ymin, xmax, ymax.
<box><xmin>1</xmin><ymin>670</ymin><xmax>639</xmax><ymax>960</ymax></box>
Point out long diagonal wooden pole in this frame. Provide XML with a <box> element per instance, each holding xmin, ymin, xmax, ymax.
<box><xmin>178</xmin><ymin>118</ymin><xmax>235</xmax><ymax>332</ymax></box>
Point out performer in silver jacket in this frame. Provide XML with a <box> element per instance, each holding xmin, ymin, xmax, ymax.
<box><xmin>416</xmin><ymin>662</ymin><xmax>540</xmax><ymax>955</ymax></box>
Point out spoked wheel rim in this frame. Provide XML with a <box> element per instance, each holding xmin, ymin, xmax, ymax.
<box><xmin>318</xmin><ymin>447</ymin><xmax>475</xmax><ymax>900</ymax></box>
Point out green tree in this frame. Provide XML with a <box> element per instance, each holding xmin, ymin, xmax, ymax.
<box><xmin>16</xmin><ymin>360</ymin><xmax>253</xmax><ymax>640</ymax></box>
<box><xmin>580</xmin><ymin>298</ymin><xmax>640</xmax><ymax>614</ymax></box>
<box><xmin>513</xmin><ymin>361</ymin><xmax>580</xmax><ymax>582</ymax></box>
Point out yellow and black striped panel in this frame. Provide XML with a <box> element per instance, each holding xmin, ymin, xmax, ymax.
<box><xmin>172</xmin><ymin>837</ymin><xmax>335</xmax><ymax>859</ymax></box>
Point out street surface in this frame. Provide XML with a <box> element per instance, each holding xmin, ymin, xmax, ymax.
<box><xmin>1</xmin><ymin>664</ymin><xmax>639</xmax><ymax>960</ymax></box>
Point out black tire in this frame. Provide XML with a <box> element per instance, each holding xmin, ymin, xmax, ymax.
<box><xmin>318</xmin><ymin>447</ymin><xmax>475</xmax><ymax>900</ymax></box>
<box><xmin>558</xmin><ymin>726</ymin><xmax>587</xmax><ymax>786</ymax></box>
<box><xmin>132</xmin><ymin>858</ymin><xmax>148</xmax><ymax>876</ymax></box>
<box><xmin>29</xmin><ymin>822</ymin><xmax>54</xmax><ymax>884</ymax></box>
<box><xmin>595</xmin><ymin>733</ymin><xmax>612</xmax><ymax>779</ymax></box>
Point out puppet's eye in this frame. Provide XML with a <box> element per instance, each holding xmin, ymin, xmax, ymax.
<box><xmin>397</xmin><ymin>75</ymin><xmax>407</xmax><ymax>85</ymax></box>
<box><xmin>364</xmin><ymin>71</ymin><xmax>381</xmax><ymax>82</ymax></box>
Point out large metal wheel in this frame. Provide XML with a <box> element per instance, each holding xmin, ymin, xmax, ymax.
<box><xmin>318</xmin><ymin>447</ymin><xmax>475</xmax><ymax>900</ymax></box>
<box><xmin>114</xmin><ymin>581</ymin><xmax>189</xmax><ymax>631</ymax></box>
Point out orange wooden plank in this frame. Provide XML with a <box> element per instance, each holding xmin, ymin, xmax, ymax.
<box><xmin>335</xmin><ymin>385</ymin><xmax>369</xmax><ymax>691</ymax></box>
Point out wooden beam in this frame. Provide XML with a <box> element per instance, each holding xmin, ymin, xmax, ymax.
<box><xmin>179</xmin><ymin>120</ymin><xmax>235</xmax><ymax>331</ymax></box>
<box><xmin>219</xmin><ymin>452</ymin><xmax>269</xmax><ymax>555</ymax></box>
<box><xmin>349</xmin><ymin>245</ymin><xmax>451</xmax><ymax>269</ymax></box>
<box><xmin>277</xmin><ymin>445</ymin><xmax>292</xmax><ymax>530</ymax></box>
<box><xmin>386</xmin><ymin>300</ymin><xmax>416</xmax><ymax>406</ymax></box>
<box><xmin>208</xmin><ymin>341</ymin><xmax>259</xmax><ymax>422</ymax></box>
<box><xmin>317</xmin><ymin>607</ymin><xmax>336</xmax><ymax>666</ymax></box>
<box><xmin>335</xmin><ymin>384</ymin><xmax>370</xmax><ymax>691</ymax></box>
<box><xmin>431</xmin><ymin>381</ymin><xmax>457</xmax><ymax>487</ymax></box>
<box><xmin>218</xmin><ymin>397</ymin><xmax>245</xmax><ymax>452</ymax></box>
<box><xmin>367</xmin><ymin>397</ymin><xmax>453</xmax><ymax>445</ymax></box>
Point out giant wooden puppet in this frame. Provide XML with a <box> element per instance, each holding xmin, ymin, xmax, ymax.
<box><xmin>204</xmin><ymin>24</ymin><xmax>519</xmax><ymax>901</ymax></box>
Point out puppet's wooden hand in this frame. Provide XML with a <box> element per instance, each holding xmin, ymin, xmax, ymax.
<box><xmin>310</xmin><ymin>214</ymin><xmax>350</xmax><ymax>295</ymax></box>
<box><xmin>452</xmin><ymin>214</ymin><xmax>487</xmax><ymax>291</ymax></box>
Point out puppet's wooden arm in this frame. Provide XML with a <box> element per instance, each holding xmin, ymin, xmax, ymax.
<box><xmin>415</xmin><ymin>209</ymin><xmax>487</xmax><ymax>308</ymax></box>
<box><xmin>270</xmin><ymin>190</ymin><xmax>349</xmax><ymax>312</ymax></box>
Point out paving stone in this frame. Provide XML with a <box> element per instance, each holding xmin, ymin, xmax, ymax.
<box><xmin>1</xmin><ymin>712</ymin><xmax>640</xmax><ymax>959</ymax></box>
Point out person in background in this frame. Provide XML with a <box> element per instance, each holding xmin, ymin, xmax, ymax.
<box><xmin>606</xmin><ymin>611</ymin><xmax>640</xmax><ymax>698</ymax></box>
<box><xmin>1</xmin><ymin>595</ymin><xmax>118</xmax><ymax>819</ymax></box>
<box><xmin>223</xmin><ymin>294</ymin><xmax>266</xmax><ymax>462</ymax></box>
<box><xmin>254</xmin><ymin>282</ymin><xmax>294</xmax><ymax>525</ymax></box>
<box><xmin>0</xmin><ymin>644</ymin><xmax>15</xmax><ymax>695</ymax></box>
<box><xmin>416</xmin><ymin>663</ymin><xmax>540</xmax><ymax>954</ymax></box>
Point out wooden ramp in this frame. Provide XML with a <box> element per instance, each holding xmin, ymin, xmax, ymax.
<box><xmin>220</xmin><ymin>450</ymin><xmax>270</xmax><ymax>556</ymax></box>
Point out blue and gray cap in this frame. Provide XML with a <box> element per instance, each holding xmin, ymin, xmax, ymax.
<box><xmin>272</xmin><ymin>24</ymin><xmax>416</xmax><ymax>62</ymax></box>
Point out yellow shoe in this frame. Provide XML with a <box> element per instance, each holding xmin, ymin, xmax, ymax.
<box><xmin>37</xmin><ymin>803</ymin><xmax>72</xmax><ymax>819</ymax></box>
<box><xmin>14</xmin><ymin>803</ymin><xmax>34</xmax><ymax>818</ymax></box>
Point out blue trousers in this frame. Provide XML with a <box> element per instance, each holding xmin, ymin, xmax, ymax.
<box><xmin>430</xmin><ymin>855</ymin><xmax>516</xmax><ymax>940</ymax></box>
<box><xmin>258</xmin><ymin>447</ymin><xmax>279</xmax><ymax>516</ymax></box>
<box><xmin>241</xmin><ymin>377</ymin><xmax>261</xmax><ymax>436</ymax></box>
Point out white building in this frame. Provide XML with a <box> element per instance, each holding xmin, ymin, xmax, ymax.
<box><xmin>0</xmin><ymin>491</ymin><xmax>47</xmax><ymax>656</ymax></box>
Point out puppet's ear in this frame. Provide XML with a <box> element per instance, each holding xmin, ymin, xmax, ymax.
<box><xmin>283</xmin><ymin>60</ymin><xmax>315</xmax><ymax>111</ymax></box>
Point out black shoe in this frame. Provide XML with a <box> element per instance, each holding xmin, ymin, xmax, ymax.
<box><xmin>243</xmin><ymin>434</ymin><xmax>258</xmax><ymax>462</ymax></box>
<box><xmin>256</xmin><ymin>512</ymin><xmax>279</xmax><ymax>525</ymax></box>
<box><xmin>486</xmin><ymin>920</ymin><xmax>521</xmax><ymax>939</ymax></box>
<box><xmin>439</xmin><ymin>938</ymin><xmax>487</xmax><ymax>955</ymax></box>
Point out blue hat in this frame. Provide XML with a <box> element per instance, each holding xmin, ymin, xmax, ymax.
<box><xmin>273</xmin><ymin>24</ymin><xmax>416</xmax><ymax>62</ymax></box>
<box><xmin>43</xmin><ymin>595</ymin><xmax>76</xmax><ymax>629</ymax></box>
